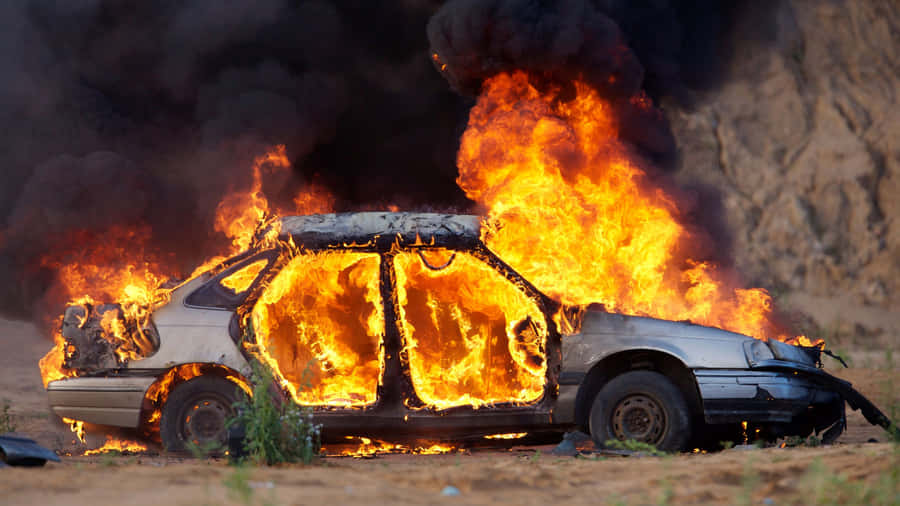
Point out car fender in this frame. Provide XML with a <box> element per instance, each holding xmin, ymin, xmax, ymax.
<box><xmin>128</xmin><ymin>278</ymin><xmax>251</xmax><ymax>377</ymax></box>
<box><xmin>562</xmin><ymin>311</ymin><xmax>751</xmax><ymax>374</ymax></box>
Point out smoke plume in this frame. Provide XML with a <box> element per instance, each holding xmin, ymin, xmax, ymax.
<box><xmin>0</xmin><ymin>0</ymin><xmax>769</xmax><ymax>322</ymax></box>
<box><xmin>428</xmin><ymin>0</ymin><xmax>756</xmax><ymax>164</ymax></box>
<box><xmin>0</xmin><ymin>1</ymin><xmax>463</xmax><ymax>320</ymax></box>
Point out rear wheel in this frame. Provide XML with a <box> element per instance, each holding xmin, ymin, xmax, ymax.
<box><xmin>589</xmin><ymin>370</ymin><xmax>692</xmax><ymax>452</ymax></box>
<box><xmin>160</xmin><ymin>376</ymin><xmax>243</xmax><ymax>453</ymax></box>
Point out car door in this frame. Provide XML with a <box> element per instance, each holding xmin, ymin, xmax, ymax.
<box><xmin>392</xmin><ymin>248</ymin><xmax>550</xmax><ymax>411</ymax></box>
<box><xmin>249</xmin><ymin>250</ymin><xmax>385</xmax><ymax>408</ymax></box>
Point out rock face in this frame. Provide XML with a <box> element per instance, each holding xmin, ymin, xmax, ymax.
<box><xmin>668</xmin><ymin>1</ymin><xmax>900</xmax><ymax>341</ymax></box>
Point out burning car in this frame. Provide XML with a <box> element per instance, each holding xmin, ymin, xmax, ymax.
<box><xmin>44</xmin><ymin>212</ymin><xmax>894</xmax><ymax>452</ymax></box>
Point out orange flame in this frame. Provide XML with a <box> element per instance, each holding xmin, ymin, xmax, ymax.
<box><xmin>62</xmin><ymin>417</ymin><xmax>86</xmax><ymax>444</ymax></box>
<box><xmin>39</xmin><ymin>329</ymin><xmax>70</xmax><ymax>386</ymax></box>
<box><xmin>220</xmin><ymin>259</ymin><xmax>269</xmax><ymax>294</ymax></box>
<box><xmin>484</xmin><ymin>432</ymin><xmax>527</xmax><ymax>440</ymax></box>
<box><xmin>324</xmin><ymin>436</ymin><xmax>460</xmax><ymax>457</ymax></box>
<box><xmin>214</xmin><ymin>145</ymin><xmax>291</xmax><ymax>254</ymax></box>
<box><xmin>38</xmin><ymin>226</ymin><xmax>175</xmax><ymax>387</ymax></box>
<box><xmin>250</xmin><ymin>251</ymin><xmax>384</xmax><ymax>407</ymax></box>
<box><xmin>458</xmin><ymin>71</ymin><xmax>806</xmax><ymax>343</ymax></box>
<box><xmin>292</xmin><ymin>183</ymin><xmax>335</xmax><ymax>216</ymax></box>
<box><xmin>395</xmin><ymin>249</ymin><xmax>547</xmax><ymax>409</ymax></box>
<box><xmin>83</xmin><ymin>436</ymin><xmax>148</xmax><ymax>455</ymax></box>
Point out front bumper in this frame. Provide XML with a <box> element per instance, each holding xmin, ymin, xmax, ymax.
<box><xmin>695</xmin><ymin>369</ymin><xmax>842</xmax><ymax>428</ymax></box>
<box><xmin>695</xmin><ymin>362</ymin><xmax>898</xmax><ymax>441</ymax></box>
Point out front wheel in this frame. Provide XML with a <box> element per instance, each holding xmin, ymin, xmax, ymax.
<box><xmin>160</xmin><ymin>376</ymin><xmax>244</xmax><ymax>453</ymax></box>
<box><xmin>589</xmin><ymin>370</ymin><xmax>692</xmax><ymax>452</ymax></box>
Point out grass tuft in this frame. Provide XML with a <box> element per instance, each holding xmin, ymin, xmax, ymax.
<box><xmin>0</xmin><ymin>399</ymin><xmax>16</xmax><ymax>433</ymax></box>
<box><xmin>223</xmin><ymin>464</ymin><xmax>254</xmax><ymax>506</ymax></box>
<box><xmin>227</xmin><ymin>362</ymin><xmax>321</xmax><ymax>466</ymax></box>
<box><xmin>604</xmin><ymin>439</ymin><xmax>667</xmax><ymax>457</ymax></box>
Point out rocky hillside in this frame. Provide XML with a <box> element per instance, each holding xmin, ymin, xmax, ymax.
<box><xmin>668</xmin><ymin>0</ymin><xmax>899</xmax><ymax>344</ymax></box>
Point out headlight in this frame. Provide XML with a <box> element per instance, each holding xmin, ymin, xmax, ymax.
<box><xmin>767</xmin><ymin>338</ymin><xmax>816</xmax><ymax>366</ymax></box>
<box><xmin>743</xmin><ymin>339</ymin><xmax>775</xmax><ymax>365</ymax></box>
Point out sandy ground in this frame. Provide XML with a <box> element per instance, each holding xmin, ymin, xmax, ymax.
<box><xmin>2</xmin><ymin>317</ymin><xmax>898</xmax><ymax>505</ymax></box>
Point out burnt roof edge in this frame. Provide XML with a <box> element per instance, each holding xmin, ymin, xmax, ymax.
<box><xmin>278</xmin><ymin>212</ymin><xmax>482</xmax><ymax>247</ymax></box>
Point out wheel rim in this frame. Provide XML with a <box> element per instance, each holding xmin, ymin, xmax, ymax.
<box><xmin>610</xmin><ymin>394</ymin><xmax>666</xmax><ymax>444</ymax></box>
<box><xmin>179</xmin><ymin>394</ymin><xmax>231</xmax><ymax>446</ymax></box>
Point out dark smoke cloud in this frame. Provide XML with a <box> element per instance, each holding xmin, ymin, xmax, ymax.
<box><xmin>0</xmin><ymin>0</ymin><xmax>769</xmax><ymax>322</ymax></box>
<box><xmin>428</xmin><ymin>0</ymin><xmax>756</xmax><ymax>162</ymax></box>
<box><xmin>0</xmin><ymin>0</ymin><xmax>468</xmax><ymax>320</ymax></box>
<box><xmin>427</xmin><ymin>0</ymin><xmax>643</xmax><ymax>98</ymax></box>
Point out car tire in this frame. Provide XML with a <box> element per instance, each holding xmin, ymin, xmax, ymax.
<box><xmin>589</xmin><ymin>370</ymin><xmax>692</xmax><ymax>452</ymax></box>
<box><xmin>160</xmin><ymin>375</ymin><xmax>244</xmax><ymax>453</ymax></box>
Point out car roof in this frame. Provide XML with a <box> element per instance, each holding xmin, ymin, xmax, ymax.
<box><xmin>278</xmin><ymin>212</ymin><xmax>482</xmax><ymax>248</ymax></box>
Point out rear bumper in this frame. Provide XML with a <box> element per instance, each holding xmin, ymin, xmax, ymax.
<box><xmin>46</xmin><ymin>376</ymin><xmax>156</xmax><ymax>428</ymax></box>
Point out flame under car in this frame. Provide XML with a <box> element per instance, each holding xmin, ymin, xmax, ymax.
<box><xmin>45</xmin><ymin>212</ymin><xmax>893</xmax><ymax>452</ymax></box>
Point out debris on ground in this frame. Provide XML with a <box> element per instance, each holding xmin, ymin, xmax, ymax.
<box><xmin>441</xmin><ymin>485</ymin><xmax>461</xmax><ymax>496</ymax></box>
<box><xmin>0</xmin><ymin>433</ymin><xmax>61</xmax><ymax>467</ymax></box>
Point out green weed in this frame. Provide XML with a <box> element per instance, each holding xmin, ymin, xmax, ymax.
<box><xmin>227</xmin><ymin>361</ymin><xmax>321</xmax><ymax>466</ymax></box>
<box><xmin>223</xmin><ymin>464</ymin><xmax>254</xmax><ymax>506</ymax></box>
<box><xmin>657</xmin><ymin>472</ymin><xmax>674</xmax><ymax>506</ymax></box>
<box><xmin>606</xmin><ymin>495</ymin><xmax>628</xmax><ymax>506</ymax></box>
<box><xmin>186</xmin><ymin>439</ymin><xmax>224</xmax><ymax>459</ymax></box>
<box><xmin>604</xmin><ymin>439</ymin><xmax>667</xmax><ymax>457</ymax></box>
<box><xmin>784</xmin><ymin>435</ymin><xmax>824</xmax><ymax>448</ymax></box>
<box><xmin>878</xmin><ymin>350</ymin><xmax>900</xmax><ymax>443</ymax></box>
<box><xmin>0</xmin><ymin>399</ymin><xmax>15</xmax><ymax>433</ymax></box>
<box><xmin>100</xmin><ymin>453</ymin><xmax>120</xmax><ymax>467</ymax></box>
<box><xmin>735</xmin><ymin>458</ymin><xmax>760</xmax><ymax>506</ymax></box>
<box><xmin>796</xmin><ymin>455</ymin><xmax>900</xmax><ymax>505</ymax></box>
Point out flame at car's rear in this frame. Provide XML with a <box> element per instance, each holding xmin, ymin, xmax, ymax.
<box><xmin>458</xmin><ymin>71</ymin><xmax>812</xmax><ymax>345</ymax></box>
<box><xmin>39</xmin><ymin>146</ymin><xmax>331</xmax><ymax>386</ymax></box>
<box><xmin>38</xmin><ymin>226</ymin><xmax>175</xmax><ymax>387</ymax></box>
<box><xmin>37</xmin><ymin>146</ymin><xmax>338</xmax><ymax>452</ymax></box>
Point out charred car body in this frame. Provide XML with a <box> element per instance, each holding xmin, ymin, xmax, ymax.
<box><xmin>45</xmin><ymin>212</ymin><xmax>894</xmax><ymax>451</ymax></box>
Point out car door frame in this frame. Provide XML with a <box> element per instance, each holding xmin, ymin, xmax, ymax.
<box><xmin>237</xmin><ymin>242</ymin><xmax>566</xmax><ymax>440</ymax></box>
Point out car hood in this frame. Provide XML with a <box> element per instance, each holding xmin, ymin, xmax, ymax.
<box><xmin>561</xmin><ymin>310</ymin><xmax>755</xmax><ymax>373</ymax></box>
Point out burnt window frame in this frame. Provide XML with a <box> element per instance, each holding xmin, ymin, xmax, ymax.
<box><xmin>184</xmin><ymin>249</ymin><xmax>281</xmax><ymax>310</ymax></box>
<box><xmin>388</xmin><ymin>243</ymin><xmax>557</xmax><ymax>411</ymax></box>
<box><xmin>241</xmin><ymin>246</ymin><xmax>390</xmax><ymax>411</ymax></box>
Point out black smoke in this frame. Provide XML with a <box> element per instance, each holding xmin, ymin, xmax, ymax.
<box><xmin>0</xmin><ymin>0</ymin><xmax>770</xmax><ymax>322</ymax></box>
<box><xmin>427</xmin><ymin>0</ymin><xmax>769</xmax><ymax>266</ymax></box>
<box><xmin>0</xmin><ymin>1</ymin><xmax>466</xmax><ymax>320</ymax></box>
<box><xmin>427</xmin><ymin>0</ymin><xmax>759</xmax><ymax>164</ymax></box>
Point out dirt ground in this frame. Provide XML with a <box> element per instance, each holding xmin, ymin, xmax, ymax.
<box><xmin>2</xmin><ymin>317</ymin><xmax>898</xmax><ymax>505</ymax></box>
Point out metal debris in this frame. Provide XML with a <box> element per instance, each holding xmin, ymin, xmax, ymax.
<box><xmin>0</xmin><ymin>434</ymin><xmax>61</xmax><ymax>467</ymax></box>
